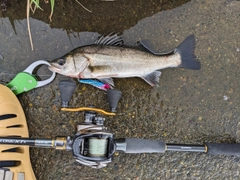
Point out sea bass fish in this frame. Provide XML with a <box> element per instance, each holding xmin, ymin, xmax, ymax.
<box><xmin>49</xmin><ymin>34</ymin><xmax>200</xmax><ymax>86</ymax></box>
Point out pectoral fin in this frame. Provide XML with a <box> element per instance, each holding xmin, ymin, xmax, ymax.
<box><xmin>141</xmin><ymin>71</ymin><xmax>161</xmax><ymax>86</ymax></box>
<box><xmin>89</xmin><ymin>66</ymin><xmax>116</xmax><ymax>86</ymax></box>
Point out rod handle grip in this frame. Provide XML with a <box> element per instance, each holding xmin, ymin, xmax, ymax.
<box><xmin>125</xmin><ymin>138</ymin><xmax>166</xmax><ymax>153</ymax></box>
<box><xmin>206</xmin><ymin>143</ymin><xmax>240</xmax><ymax>157</ymax></box>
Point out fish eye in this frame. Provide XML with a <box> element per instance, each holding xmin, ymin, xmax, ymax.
<box><xmin>57</xmin><ymin>59</ymin><xmax>66</xmax><ymax>66</ymax></box>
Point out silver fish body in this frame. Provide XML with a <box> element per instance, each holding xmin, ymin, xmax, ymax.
<box><xmin>49</xmin><ymin>34</ymin><xmax>200</xmax><ymax>86</ymax></box>
<box><xmin>79</xmin><ymin>45</ymin><xmax>180</xmax><ymax>77</ymax></box>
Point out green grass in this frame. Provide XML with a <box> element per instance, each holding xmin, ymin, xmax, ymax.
<box><xmin>30</xmin><ymin>0</ymin><xmax>55</xmax><ymax>21</ymax></box>
<box><xmin>27</xmin><ymin>0</ymin><xmax>91</xmax><ymax>50</ymax></box>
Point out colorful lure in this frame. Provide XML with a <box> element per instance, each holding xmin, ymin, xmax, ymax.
<box><xmin>79</xmin><ymin>79</ymin><xmax>111</xmax><ymax>91</ymax></box>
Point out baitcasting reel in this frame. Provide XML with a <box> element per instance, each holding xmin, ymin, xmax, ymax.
<box><xmin>72</xmin><ymin>110</ymin><xmax>115</xmax><ymax>168</ymax></box>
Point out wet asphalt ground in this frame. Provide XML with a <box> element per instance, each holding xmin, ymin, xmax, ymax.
<box><xmin>0</xmin><ymin>0</ymin><xmax>240</xmax><ymax>179</ymax></box>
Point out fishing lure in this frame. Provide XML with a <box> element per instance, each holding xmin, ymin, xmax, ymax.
<box><xmin>79</xmin><ymin>79</ymin><xmax>111</xmax><ymax>91</ymax></box>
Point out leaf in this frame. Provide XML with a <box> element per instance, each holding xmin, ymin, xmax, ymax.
<box><xmin>49</xmin><ymin>0</ymin><xmax>55</xmax><ymax>22</ymax></box>
<box><xmin>30</xmin><ymin>0</ymin><xmax>43</xmax><ymax>10</ymax></box>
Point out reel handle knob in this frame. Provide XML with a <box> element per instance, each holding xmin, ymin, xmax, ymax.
<box><xmin>58</xmin><ymin>79</ymin><xmax>77</xmax><ymax>108</ymax></box>
<box><xmin>107</xmin><ymin>89</ymin><xmax>122</xmax><ymax>112</ymax></box>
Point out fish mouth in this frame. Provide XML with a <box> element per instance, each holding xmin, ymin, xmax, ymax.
<box><xmin>48</xmin><ymin>64</ymin><xmax>61</xmax><ymax>73</ymax></box>
<box><xmin>48</xmin><ymin>63</ymin><xmax>79</xmax><ymax>78</ymax></box>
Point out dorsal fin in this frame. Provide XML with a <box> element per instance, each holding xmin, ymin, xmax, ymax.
<box><xmin>94</xmin><ymin>33</ymin><xmax>124</xmax><ymax>46</ymax></box>
<box><xmin>139</xmin><ymin>39</ymin><xmax>174</xmax><ymax>55</ymax></box>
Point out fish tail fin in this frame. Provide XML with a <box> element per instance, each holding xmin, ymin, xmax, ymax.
<box><xmin>176</xmin><ymin>34</ymin><xmax>201</xmax><ymax>70</ymax></box>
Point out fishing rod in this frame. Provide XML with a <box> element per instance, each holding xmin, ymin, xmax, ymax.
<box><xmin>1</xmin><ymin>109</ymin><xmax>240</xmax><ymax>169</ymax></box>
<box><xmin>1</xmin><ymin>79</ymin><xmax>239</xmax><ymax>169</ymax></box>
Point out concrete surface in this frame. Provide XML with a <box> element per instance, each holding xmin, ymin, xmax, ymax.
<box><xmin>0</xmin><ymin>0</ymin><xmax>240</xmax><ymax>179</ymax></box>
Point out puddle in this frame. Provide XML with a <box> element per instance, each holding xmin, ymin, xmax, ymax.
<box><xmin>0</xmin><ymin>1</ymin><xmax>191</xmax><ymax>77</ymax></box>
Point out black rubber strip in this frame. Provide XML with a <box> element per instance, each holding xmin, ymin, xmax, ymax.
<box><xmin>0</xmin><ymin>148</ymin><xmax>18</xmax><ymax>167</ymax></box>
<box><xmin>0</xmin><ymin>161</ymin><xmax>17</xmax><ymax>167</ymax></box>
<box><xmin>0</xmin><ymin>114</ymin><xmax>17</xmax><ymax>120</ymax></box>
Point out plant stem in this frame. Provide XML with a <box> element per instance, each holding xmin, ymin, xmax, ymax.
<box><xmin>27</xmin><ymin>0</ymin><xmax>34</xmax><ymax>51</ymax></box>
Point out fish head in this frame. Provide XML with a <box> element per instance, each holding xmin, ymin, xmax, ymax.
<box><xmin>48</xmin><ymin>55</ymin><xmax>89</xmax><ymax>78</ymax></box>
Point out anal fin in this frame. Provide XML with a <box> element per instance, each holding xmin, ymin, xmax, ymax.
<box><xmin>141</xmin><ymin>71</ymin><xmax>161</xmax><ymax>86</ymax></box>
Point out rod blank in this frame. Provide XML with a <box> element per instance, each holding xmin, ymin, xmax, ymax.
<box><xmin>166</xmin><ymin>144</ymin><xmax>206</xmax><ymax>152</ymax></box>
<box><xmin>0</xmin><ymin>137</ymin><xmax>67</xmax><ymax>149</ymax></box>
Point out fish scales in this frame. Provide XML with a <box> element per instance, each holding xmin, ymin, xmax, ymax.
<box><xmin>79</xmin><ymin>45</ymin><xmax>181</xmax><ymax>78</ymax></box>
